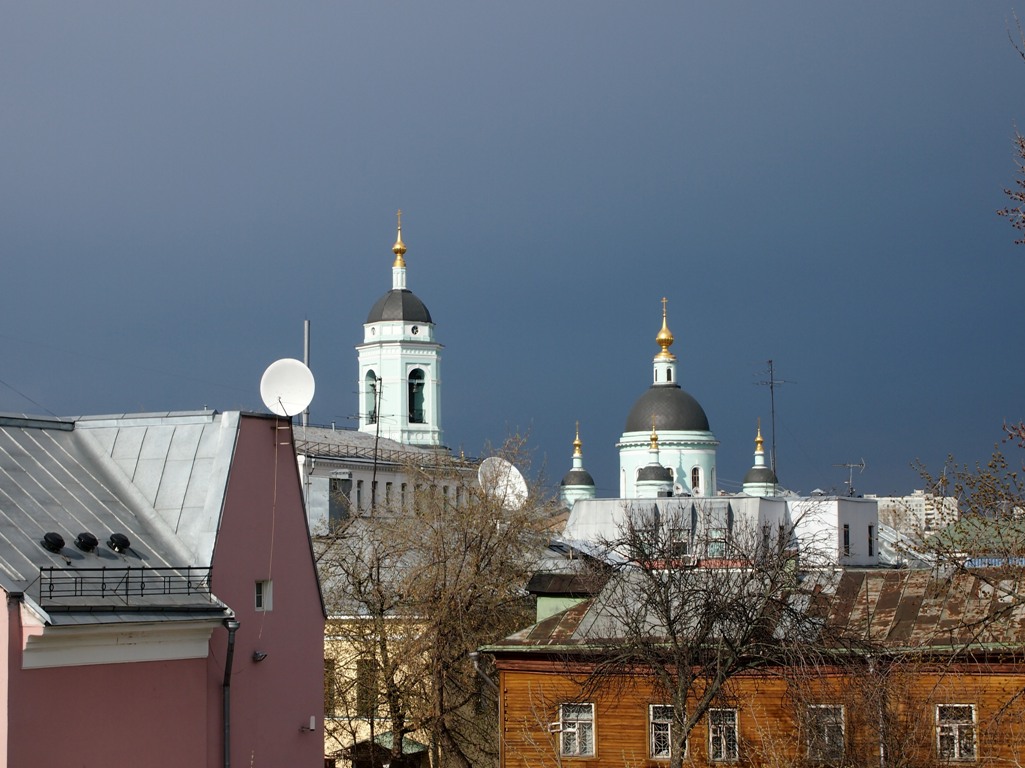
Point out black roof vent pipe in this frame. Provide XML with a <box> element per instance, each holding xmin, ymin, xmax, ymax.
<box><xmin>75</xmin><ymin>532</ymin><xmax>98</xmax><ymax>552</ymax></box>
<box><xmin>108</xmin><ymin>533</ymin><xmax>130</xmax><ymax>553</ymax></box>
<box><xmin>42</xmin><ymin>532</ymin><xmax>65</xmax><ymax>553</ymax></box>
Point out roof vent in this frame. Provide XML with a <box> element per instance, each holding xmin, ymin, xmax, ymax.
<box><xmin>75</xmin><ymin>532</ymin><xmax>98</xmax><ymax>552</ymax></box>
<box><xmin>42</xmin><ymin>532</ymin><xmax>65</xmax><ymax>553</ymax></box>
<box><xmin>108</xmin><ymin>533</ymin><xmax>131</xmax><ymax>553</ymax></box>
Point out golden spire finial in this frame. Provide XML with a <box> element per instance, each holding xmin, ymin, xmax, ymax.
<box><xmin>392</xmin><ymin>209</ymin><xmax>407</xmax><ymax>267</ymax></box>
<box><xmin>649</xmin><ymin>414</ymin><xmax>660</xmax><ymax>450</ymax></box>
<box><xmin>573</xmin><ymin>421</ymin><xmax>582</xmax><ymax>457</ymax></box>
<box><xmin>755</xmin><ymin>418</ymin><xmax>764</xmax><ymax>453</ymax></box>
<box><xmin>655</xmin><ymin>297</ymin><xmax>675</xmax><ymax>360</ymax></box>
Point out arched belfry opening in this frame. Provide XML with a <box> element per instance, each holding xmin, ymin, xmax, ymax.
<box><xmin>408</xmin><ymin>369</ymin><xmax>426</xmax><ymax>424</ymax></box>
<box><xmin>365</xmin><ymin>371</ymin><xmax>379</xmax><ymax>425</ymax></box>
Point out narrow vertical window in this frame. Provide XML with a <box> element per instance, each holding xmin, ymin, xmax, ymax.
<box><xmin>255</xmin><ymin>580</ymin><xmax>273</xmax><ymax>611</ymax></box>
<box><xmin>355</xmin><ymin>657</ymin><xmax>377</xmax><ymax>719</ymax></box>
<box><xmin>365</xmin><ymin>371</ymin><xmax>378</xmax><ymax>425</ymax></box>
<box><xmin>328</xmin><ymin>477</ymin><xmax>352</xmax><ymax>527</ymax></box>
<box><xmin>401</xmin><ymin>483</ymin><xmax>407</xmax><ymax>508</ymax></box>
<box><xmin>937</xmin><ymin>704</ymin><xmax>976</xmax><ymax>761</ymax></box>
<box><xmin>650</xmin><ymin>704</ymin><xmax>681</xmax><ymax>759</ymax></box>
<box><xmin>868</xmin><ymin>525</ymin><xmax>875</xmax><ymax>557</ymax></box>
<box><xmin>709</xmin><ymin>709</ymin><xmax>738</xmax><ymax>762</ymax></box>
<box><xmin>408</xmin><ymin>368</ymin><xmax>426</xmax><ymax>423</ymax></box>
<box><xmin>691</xmin><ymin>467</ymin><xmax>701</xmax><ymax>494</ymax></box>
<box><xmin>559</xmin><ymin>703</ymin><xmax>595</xmax><ymax>757</ymax></box>
<box><xmin>667</xmin><ymin>368</ymin><xmax>672</xmax><ymax>382</ymax></box>
<box><xmin>842</xmin><ymin>524</ymin><xmax>850</xmax><ymax>556</ymax></box>
<box><xmin>324</xmin><ymin>658</ymin><xmax>337</xmax><ymax>715</ymax></box>
<box><xmin>385</xmin><ymin>482</ymin><xmax>392</xmax><ymax>506</ymax></box>
<box><xmin>807</xmin><ymin>705</ymin><xmax>844</xmax><ymax>763</ymax></box>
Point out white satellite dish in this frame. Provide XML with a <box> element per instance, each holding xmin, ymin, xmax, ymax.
<box><xmin>260</xmin><ymin>358</ymin><xmax>315</xmax><ymax>417</ymax></box>
<box><xmin>478</xmin><ymin>456</ymin><xmax>529</xmax><ymax>511</ymax></box>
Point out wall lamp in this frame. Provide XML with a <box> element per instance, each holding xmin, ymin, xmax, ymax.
<box><xmin>299</xmin><ymin>715</ymin><xmax>316</xmax><ymax>733</ymax></box>
<box><xmin>252</xmin><ymin>651</ymin><xmax>268</xmax><ymax>663</ymax></box>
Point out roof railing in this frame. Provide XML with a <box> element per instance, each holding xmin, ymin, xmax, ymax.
<box><xmin>38</xmin><ymin>566</ymin><xmax>212</xmax><ymax>608</ymax></box>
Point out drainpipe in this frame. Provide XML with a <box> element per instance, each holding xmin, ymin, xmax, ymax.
<box><xmin>223</xmin><ymin>617</ymin><xmax>241</xmax><ymax>768</ymax></box>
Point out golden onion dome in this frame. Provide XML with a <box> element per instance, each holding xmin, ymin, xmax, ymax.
<box><xmin>655</xmin><ymin>297</ymin><xmax>675</xmax><ymax>360</ymax></box>
<box><xmin>392</xmin><ymin>209</ymin><xmax>407</xmax><ymax>267</ymax></box>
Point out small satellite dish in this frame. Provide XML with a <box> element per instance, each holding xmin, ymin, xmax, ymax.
<box><xmin>478</xmin><ymin>456</ymin><xmax>529</xmax><ymax>511</ymax></box>
<box><xmin>260</xmin><ymin>358</ymin><xmax>315</xmax><ymax>417</ymax></box>
<box><xmin>673</xmin><ymin>482</ymin><xmax>689</xmax><ymax>497</ymax></box>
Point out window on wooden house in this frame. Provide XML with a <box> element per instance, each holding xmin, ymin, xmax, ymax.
<box><xmin>650</xmin><ymin>704</ymin><xmax>684</xmax><ymax>760</ymax></box>
<box><xmin>709</xmin><ymin>708</ymin><xmax>738</xmax><ymax>762</ymax></box>
<box><xmin>937</xmin><ymin>704</ymin><xmax>976</xmax><ymax>761</ymax></box>
<box><xmin>559</xmin><ymin>703</ymin><xmax>595</xmax><ymax>757</ymax></box>
<box><xmin>807</xmin><ymin>705</ymin><xmax>845</xmax><ymax>763</ymax></box>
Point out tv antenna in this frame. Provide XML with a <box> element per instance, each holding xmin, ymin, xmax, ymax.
<box><xmin>755</xmin><ymin>359</ymin><xmax>792</xmax><ymax>474</ymax></box>
<box><xmin>833</xmin><ymin>459</ymin><xmax>866</xmax><ymax>497</ymax></box>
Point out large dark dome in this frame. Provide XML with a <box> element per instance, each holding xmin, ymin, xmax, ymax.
<box><xmin>743</xmin><ymin>465</ymin><xmax>778</xmax><ymax>485</ymax></box>
<box><xmin>560</xmin><ymin>468</ymin><xmax>595</xmax><ymax>487</ymax></box>
<box><xmin>637</xmin><ymin>464</ymin><xmax>673</xmax><ymax>483</ymax></box>
<box><xmin>625</xmin><ymin>385</ymin><xmax>710</xmax><ymax>433</ymax></box>
<box><xmin>366</xmin><ymin>289</ymin><xmax>433</xmax><ymax>324</ymax></box>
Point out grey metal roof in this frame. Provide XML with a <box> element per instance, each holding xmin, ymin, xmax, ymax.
<box><xmin>624</xmin><ymin>384</ymin><xmax>710</xmax><ymax>433</ymax></box>
<box><xmin>294</xmin><ymin>424</ymin><xmax>460</xmax><ymax>466</ymax></box>
<box><xmin>366</xmin><ymin>288</ymin><xmax>433</xmax><ymax>324</ymax></box>
<box><xmin>0</xmin><ymin>411</ymin><xmax>237</xmax><ymax>623</ymax></box>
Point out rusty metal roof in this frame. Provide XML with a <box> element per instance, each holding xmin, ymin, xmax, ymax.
<box><xmin>487</xmin><ymin>567</ymin><xmax>1025</xmax><ymax>654</ymax></box>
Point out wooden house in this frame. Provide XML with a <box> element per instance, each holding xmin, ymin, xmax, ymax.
<box><xmin>485</xmin><ymin>568</ymin><xmax>1025</xmax><ymax>768</ymax></box>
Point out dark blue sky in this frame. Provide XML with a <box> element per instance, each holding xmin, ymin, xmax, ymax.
<box><xmin>2</xmin><ymin>3</ymin><xmax>1023</xmax><ymax>498</ymax></box>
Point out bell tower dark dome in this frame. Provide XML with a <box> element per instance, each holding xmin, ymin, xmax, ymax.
<box><xmin>366</xmin><ymin>289</ymin><xmax>432</xmax><ymax>324</ymax></box>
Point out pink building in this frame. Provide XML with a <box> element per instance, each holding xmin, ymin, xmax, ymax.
<box><xmin>0</xmin><ymin>410</ymin><xmax>325</xmax><ymax>768</ymax></box>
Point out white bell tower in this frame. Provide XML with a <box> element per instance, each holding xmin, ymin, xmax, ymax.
<box><xmin>357</xmin><ymin>212</ymin><xmax>444</xmax><ymax>447</ymax></box>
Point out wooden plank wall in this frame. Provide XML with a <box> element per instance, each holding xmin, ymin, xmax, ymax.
<box><xmin>497</xmin><ymin>662</ymin><xmax>1025</xmax><ymax>767</ymax></box>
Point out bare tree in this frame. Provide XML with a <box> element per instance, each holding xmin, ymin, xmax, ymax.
<box><xmin>576</xmin><ymin>501</ymin><xmax>845</xmax><ymax>768</ymax></box>
<box><xmin>319</xmin><ymin>438</ymin><xmax>554</xmax><ymax>768</ymax></box>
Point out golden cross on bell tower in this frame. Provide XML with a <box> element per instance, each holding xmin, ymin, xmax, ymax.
<box><xmin>661</xmin><ymin>296</ymin><xmax>668</xmax><ymax>317</ymax></box>
<box><xmin>392</xmin><ymin>209</ymin><xmax>407</xmax><ymax>267</ymax></box>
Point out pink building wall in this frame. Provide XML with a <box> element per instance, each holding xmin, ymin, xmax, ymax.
<box><xmin>206</xmin><ymin>414</ymin><xmax>325</xmax><ymax>768</ymax></box>
<box><xmin>4</xmin><ymin>600</ymin><xmax>209</xmax><ymax>768</ymax></box>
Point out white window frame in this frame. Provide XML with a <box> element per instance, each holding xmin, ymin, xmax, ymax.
<box><xmin>709</xmin><ymin>708</ymin><xmax>738</xmax><ymax>762</ymax></box>
<box><xmin>650</xmin><ymin>704</ymin><xmax>684</xmax><ymax>760</ymax></box>
<box><xmin>255</xmin><ymin>579</ymin><xmax>273</xmax><ymax>611</ymax></box>
<box><xmin>807</xmin><ymin>704</ymin><xmax>845</xmax><ymax>763</ymax></box>
<box><xmin>937</xmin><ymin>704</ymin><xmax>976</xmax><ymax>761</ymax></box>
<box><xmin>559</xmin><ymin>702</ymin><xmax>595</xmax><ymax>757</ymax></box>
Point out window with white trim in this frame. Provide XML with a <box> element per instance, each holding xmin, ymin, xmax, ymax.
<box><xmin>255</xmin><ymin>580</ymin><xmax>272</xmax><ymax>611</ymax></box>
<box><xmin>709</xmin><ymin>708</ymin><xmax>738</xmax><ymax>762</ymax></box>
<box><xmin>650</xmin><ymin>704</ymin><xmax>684</xmax><ymax>760</ymax></box>
<box><xmin>807</xmin><ymin>705</ymin><xmax>845</xmax><ymax>763</ymax></box>
<box><xmin>559</xmin><ymin>703</ymin><xmax>595</xmax><ymax>757</ymax></box>
<box><xmin>937</xmin><ymin>704</ymin><xmax>976</xmax><ymax>761</ymax></box>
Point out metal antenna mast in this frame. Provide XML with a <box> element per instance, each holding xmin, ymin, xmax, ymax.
<box><xmin>755</xmin><ymin>359</ymin><xmax>792</xmax><ymax>474</ymax></box>
<box><xmin>833</xmin><ymin>459</ymin><xmax>866</xmax><ymax>497</ymax></box>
